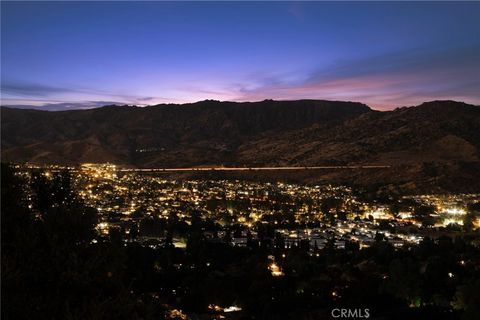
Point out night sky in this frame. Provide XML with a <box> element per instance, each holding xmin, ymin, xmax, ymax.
<box><xmin>1</xmin><ymin>1</ymin><xmax>479</xmax><ymax>110</ymax></box>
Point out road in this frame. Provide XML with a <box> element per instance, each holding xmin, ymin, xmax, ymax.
<box><xmin>119</xmin><ymin>165</ymin><xmax>391</xmax><ymax>172</ymax></box>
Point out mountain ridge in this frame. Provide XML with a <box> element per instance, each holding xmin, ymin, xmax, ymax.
<box><xmin>2</xmin><ymin>99</ymin><xmax>479</xmax><ymax>193</ymax></box>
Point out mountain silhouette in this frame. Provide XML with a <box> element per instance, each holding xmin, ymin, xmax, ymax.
<box><xmin>2</xmin><ymin>99</ymin><xmax>479</xmax><ymax>193</ymax></box>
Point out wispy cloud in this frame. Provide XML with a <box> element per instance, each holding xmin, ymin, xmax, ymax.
<box><xmin>232</xmin><ymin>45</ymin><xmax>480</xmax><ymax>109</ymax></box>
<box><xmin>1</xmin><ymin>82</ymin><xmax>74</xmax><ymax>97</ymax></box>
<box><xmin>0</xmin><ymin>80</ymin><xmax>172</xmax><ymax>109</ymax></box>
<box><xmin>2</xmin><ymin>101</ymin><xmax>126</xmax><ymax>111</ymax></box>
<box><xmin>2</xmin><ymin>45</ymin><xmax>479</xmax><ymax>111</ymax></box>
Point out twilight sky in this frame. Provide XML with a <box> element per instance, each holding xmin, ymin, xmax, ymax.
<box><xmin>1</xmin><ymin>1</ymin><xmax>479</xmax><ymax>110</ymax></box>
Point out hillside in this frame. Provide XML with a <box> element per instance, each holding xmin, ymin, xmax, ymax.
<box><xmin>2</xmin><ymin>99</ymin><xmax>480</xmax><ymax>193</ymax></box>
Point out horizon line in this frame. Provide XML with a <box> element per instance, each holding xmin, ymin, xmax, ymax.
<box><xmin>1</xmin><ymin>98</ymin><xmax>478</xmax><ymax>112</ymax></box>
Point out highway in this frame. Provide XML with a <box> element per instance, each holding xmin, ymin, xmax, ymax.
<box><xmin>118</xmin><ymin>165</ymin><xmax>391</xmax><ymax>172</ymax></box>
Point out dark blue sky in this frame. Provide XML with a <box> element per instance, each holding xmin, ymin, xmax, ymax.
<box><xmin>1</xmin><ymin>1</ymin><xmax>479</xmax><ymax>110</ymax></box>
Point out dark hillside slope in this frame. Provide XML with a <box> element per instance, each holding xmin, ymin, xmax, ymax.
<box><xmin>2</xmin><ymin>100</ymin><xmax>479</xmax><ymax>192</ymax></box>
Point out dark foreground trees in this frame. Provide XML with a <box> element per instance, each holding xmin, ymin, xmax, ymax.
<box><xmin>1</xmin><ymin>164</ymin><xmax>166</xmax><ymax>319</ymax></box>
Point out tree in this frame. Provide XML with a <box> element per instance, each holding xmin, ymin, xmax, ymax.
<box><xmin>321</xmin><ymin>197</ymin><xmax>342</xmax><ymax>223</ymax></box>
<box><xmin>463</xmin><ymin>213</ymin><xmax>476</xmax><ymax>232</ymax></box>
<box><xmin>2</xmin><ymin>165</ymin><xmax>161</xmax><ymax>319</ymax></box>
<box><xmin>385</xmin><ymin>258</ymin><xmax>422</xmax><ymax>305</ymax></box>
<box><xmin>414</xmin><ymin>205</ymin><xmax>436</xmax><ymax>218</ymax></box>
<box><xmin>30</xmin><ymin>169</ymin><xmax>77</xmax><ymax>212</ymax></box>
<box><xmin>389</xmin><ymin>203</ymin><xmax>401</xmax><ymax>218</ymax></box>
<box><xmin>421</xmin><ymin>215</ymin><xmax>436</xmax><ymax>228</ymax></box>
<box><xmin>463</xmin><ymin>203</ymin><xmax>479</xmax><ymax>232</ymax></box>
<box><xmin>413</xmin><ymin>205</ymin><xmax>436</xmax><ymax>227</ymax></box>
<box><xmin>452</xmin><ymin>279</ymin><xmax>480</xmax><ymax>320</ymax></box>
